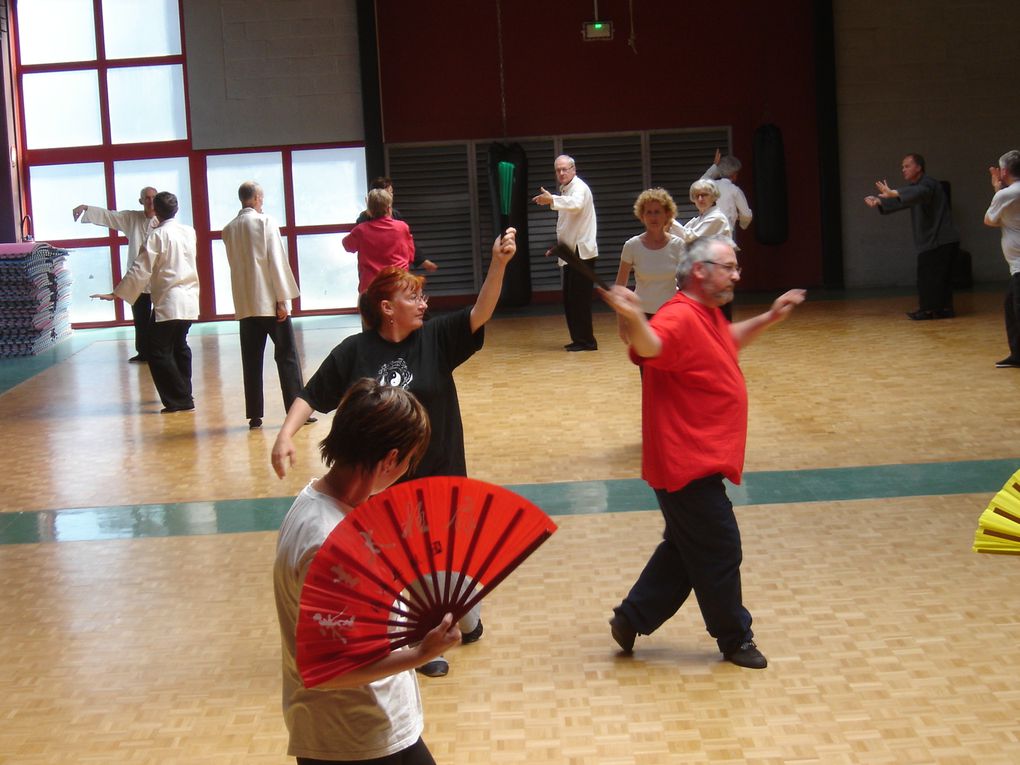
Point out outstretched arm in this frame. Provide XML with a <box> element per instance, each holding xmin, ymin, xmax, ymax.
<box><xmin>600</xmin><ymin>285</ymin><xmax>661</xmax><ymax>357</ymax></box>
<box><xmin>469</xmin><ymin>228</ymin><xmax>517</xmax><ymax>333</ymax></box>
<box><xmin>271</xmin><ymin>398</ymin><xmax>316</xmax><ymax>478</ymax></box>
<box><xmin>729</xmin><ymin>289</ymin><xmax>806</xmax><ymax>348</ymax></box>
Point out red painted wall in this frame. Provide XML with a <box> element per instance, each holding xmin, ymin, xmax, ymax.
<box><xmin>375</xmin><ymin>1</ymin><xmax>823</xmax><ymax>290</ymax></box>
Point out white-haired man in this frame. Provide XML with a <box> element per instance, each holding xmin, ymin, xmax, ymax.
<box><xmin>702</xmin><ymin>149</ymin><xmax>753</xmax><ymax>234</ymax></box>
<box><xmin>73</xmin><ymin>187</ymin><xmax>158</xmax><ymax>362</ymax></box>
<box><xmin>601</xmin><ymin>235</ymin><xmax>805</xmax><ymax>669</ymax></box>
<box><xmin>533</xmin><ymin>155</ymin><xmax>599</xmax><ymax>351</ymax></box>
<box><xmin>985</xmin><ymin>149</ymin><xmax>1020</xmax><ymax>368</ymax></box>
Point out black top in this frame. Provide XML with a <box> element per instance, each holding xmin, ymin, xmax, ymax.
<box><xmin>878</xmin><ymin>175</ymin><xmax>960</xmax><ymax>253</ymax></box>
<box><xmin>300</xmin><ymin>307</ymin><xmax>483</xmax><ymax>479</ymax></box>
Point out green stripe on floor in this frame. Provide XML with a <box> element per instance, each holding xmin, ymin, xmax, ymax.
<box><xmin>1</xmin><ymin>459</ymin><xmax>1014</xmax><ymax>545</ymax></box>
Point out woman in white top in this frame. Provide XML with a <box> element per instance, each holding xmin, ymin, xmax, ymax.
<box><xmin>615</xmin><ymin>188</ymin><xmax>685</xmax><ymax>343</ymax></box>
<box><xmin>670</xmin><ymin>178</ymin><xmax>733</xmax><ymax>243</ymax></box>
<box><xmin>273</xmin><ymin>379</ymin><xmax>460</xmax><ymax>764</ymax></box>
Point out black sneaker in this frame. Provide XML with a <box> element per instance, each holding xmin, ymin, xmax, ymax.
<box><xmin>725</xmin><ymin>640</ymin><xmax>768</xmax><ymax>669</ymax></box>
<box><xmin>906</xmin><ymin>309</ymin><xmax>935</xmax><ymax>321</ymax></box>
<box><xmin>934</xmin><ymin>308</ymin><xmax>955</xmax><ymax>319</ymax></box>
<box><xmin>995</xmin><ymin>357</ymin><xmax>1020</xmax><ymax>368</ymax></box>
<box><xmin>461</xmin><ymin>620</ymin><xmax>484</xmax><ymax>644</ymax></box>
<box><xmin>249</xmin><ymin>418</ymin><xmax>262</xmax><ymax>430</ymax></box>
<box><xmin>609</xmin><ymin>613</ymin><xmax>636</xmax><ymax>654</ymax></box>
<box><xmin>416</xmin><ymin>656</ymin><xmax>449</xmax><ymax>677</ymax></box>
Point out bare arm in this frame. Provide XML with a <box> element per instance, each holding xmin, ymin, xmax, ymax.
<box><xmin>313</xmin><ymin>613</ymin><xmax>462</xmax><ymax>690</ymax></box>
<box><xmin>271</xmin><ymin>398</ymin><xmax>315</xmax><ymax>478</ymax></box>
<box><xmin>600</xmin><ymin>285</ymin><xmax>661</xmax><ymax>357</ymax></box>
<box><xmin>469</xmin><ymin>228</ymin><xmax>517</xmax><ymax>333</ymax></box>
<box><xmin>614</xmin><ymin>260</ymin><xmax>634</xmax><ymax>343</ymax></box>
<box><xmin>729</xmin><ymin>289</ymin><xmax>806</xmax><ymax>348</ymax></box>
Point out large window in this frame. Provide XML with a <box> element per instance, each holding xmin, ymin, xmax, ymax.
<box><xmin>205</xmin><ymin>147</ymin><xmax>366</xmax><ymax>316</ymax></box>
<box><xmin>12</xmin><ymin>0</ymin><xmax>366</xmax><ymax>327</ymax></box>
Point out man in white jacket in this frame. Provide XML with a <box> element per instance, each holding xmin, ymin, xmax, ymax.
<box><xmin>222</xmin><ymin>181</ymin><xmax>307</xmax><ymax>429</ymax></box>
<box><xmin>73</xmin><ymin>187</ymin><xmax>158</xmax><ymax>362</ymax></box>
<box><xmin>93</xmin><ymin>192</ymin><xmax>199</xmax><ymax>413</ymax></box>
<box><xmin>533</xmin><ymin>155</ymin><xmax>599</xmax><ymax>351</ymax></box>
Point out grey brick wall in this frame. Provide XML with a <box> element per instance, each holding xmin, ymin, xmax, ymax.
<box><xmin>184</xmin><ymin>0</ymin><xmax>362</xmax><ymax>150</ymax></box>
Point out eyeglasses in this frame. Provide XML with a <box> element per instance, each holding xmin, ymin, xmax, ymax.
<box><xmin>693</xmin><ymin>193</ymin><xmax>714</xmax><ymax>199</ymax></box>
<box><xmin>407</xmin><ymin>292</ymin><xmax>429</xmax><ymax>306</ymax></box>
<box><xmin>705</xmin><ymin>260</ymin><xmax>742</xmax><ymax>275</ymax></box>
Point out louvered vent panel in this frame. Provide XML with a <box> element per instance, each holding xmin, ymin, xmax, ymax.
<box><xmin>387</xmin><ymin>144</ymin><xmax>477</xmax><ymax>294</ymax></box>
<box><xmin>385</xmin><ymin>128</ymin><xmax>733</xmax><ymax>299</ymax></box>
<box><xmin>649</xmin><ymin>129</ymin><xmax>729</xmax><ymax>221</ymax></box>
<box><xmin>518</xmin><ymin>140</ymin><xmax>560</xmax><ymax>291</ymax></box>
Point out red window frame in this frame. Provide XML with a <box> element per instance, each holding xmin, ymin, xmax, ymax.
<box><xmin>11</xmin><ymin>0</ymin><xmax>363</xmax><ymax>328</ymax></box>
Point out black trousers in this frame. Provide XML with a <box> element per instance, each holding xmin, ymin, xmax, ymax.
<box><xmin>297</xmin><ymin>737</ymin><xmax>435</xmax><ymax>765</ymax></box>
<box><xmin>1005</xmin><ymin>272</ymin><xmax>1020</xmax><ymax>361</ymax></box>
<box><xmin>131</xmin><ymin>293</ymin><xmax>153</xmax><ymax>358</ymax></box>
<box><xmin>615</xmin><ymin>474</ymin><xmax>753</xmax><ymax>656</ymax></box>
<box><xmin>147</xmin><ymin>318</ymin><xmax>193</xmax><ymax>410</ymax></box>
<box><xmin>561</xmin><ymin>254</ymin><xmax>597</xmax><ymax>346</ymax></box>
<box><xmin>917</xmin><ymin>242</ymin><xmax>957</xmax><ymax>312</ymax></box>
<box><xmin>239</xmin><ymin>316</ymin><xmax>303</xmax><ymax>420</ymax></box>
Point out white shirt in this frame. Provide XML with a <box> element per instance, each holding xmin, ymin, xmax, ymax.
<box><xmin>551</xmin><ymin>175</ymin><xmax>598</xmax><ymax>262</ymax></box>
<box><xmin>273</xmin><ymin>481</ymin><xmax>424</xmax><ymax>761</ymax></box>
<box><xmin>221</xmin><ymin>207</ymin><xmax>300</xmax><ymax>319</ymax></box>
<box><xmin>114</xmin><ymin>219</ymin><xmax>199</xmax><ymax>321</ymax></box>
<box><xmin>620</xmin><ymin>234</ymin><xmax>684</xmax><ymax>314</ymax></box>
<box><xmin>986</xmin><ymin>180</ymin><xmax>1020</xmax><ymax>275</ymax></box>
<box><xmin>670</xmin><ymin>206</ymin><xmax>733</xmax><ymax>243</ymax></box>
<box><xmin>702</xmin><ymin>165</ymin><xmax>753</xmax><ymax>232</ymax></box>
<box><xmin>80</xmin><ymin>206</ymin><xmax>158</xmax><ymax>293</ymax></box>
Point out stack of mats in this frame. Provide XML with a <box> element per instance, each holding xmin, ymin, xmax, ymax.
<box><xmin>0</xmin><ymin>242</ymin><xmax>73</xmax><ymax>357</ymax></box>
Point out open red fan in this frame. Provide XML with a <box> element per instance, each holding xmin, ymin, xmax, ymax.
<box><xmin>296</xmin><ymin>476</ymin><xmax>557</xmax><ymax>687</ymax></box>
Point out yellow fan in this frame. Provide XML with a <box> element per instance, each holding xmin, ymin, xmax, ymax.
<box><xmin>973</xmin><ymin>469</ymin><xmax>1020</xmax><ymax>555</ymax></box>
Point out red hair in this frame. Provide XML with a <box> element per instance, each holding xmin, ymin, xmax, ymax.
<box><xmin>361</xmin><ymin>267</ymin><xmax>426</xmax><ymax>330</ymax></box>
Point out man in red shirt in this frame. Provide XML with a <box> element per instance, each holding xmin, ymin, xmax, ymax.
<box><xmin>601</xmin><ymin>235</ymin><xmax>805</xmax><ymax>669</ymax></box>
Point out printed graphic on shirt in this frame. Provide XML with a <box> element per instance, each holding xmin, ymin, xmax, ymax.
<box><xmin>376</xmin><ymin>358</ymin><xmax>413</xmax><ymax>389</ymax></box>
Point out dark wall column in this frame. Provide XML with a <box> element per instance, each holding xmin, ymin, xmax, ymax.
<box><xmin>356</xmin><ymin>0</ymin><xmax>384</xmax><ymax>182</ymax></box>
<box><xmin>814</xmin><ymin>0</ymin><xmax>844</xmax><ymax>289</ymax></box>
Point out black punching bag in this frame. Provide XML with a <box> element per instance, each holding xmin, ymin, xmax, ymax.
<box><xmin>487</xmin><ymin>143</ymin><xmax>531</xmax><ymax>307</ymax></box>
<box><xmin>752</xmin><ymin>124</ymin><xmax>789</xmax><ymax>246</ymax></box>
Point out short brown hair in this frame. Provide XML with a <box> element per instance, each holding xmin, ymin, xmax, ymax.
<box><xmin>319</xmin><ymin>378</ymin><xmax>430</xmax><ymax>475</ymax></box>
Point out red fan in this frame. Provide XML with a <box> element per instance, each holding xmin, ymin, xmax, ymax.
<box><xmin>296</xmin><ymin>476</ymin><xmax>557</xmax><ymax>687</ymax></box>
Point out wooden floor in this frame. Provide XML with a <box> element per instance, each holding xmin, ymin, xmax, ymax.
<box><xmin>1</xmin><ymin>290</ymin><xmax>1019</xmax><ymax>764</ymax></box>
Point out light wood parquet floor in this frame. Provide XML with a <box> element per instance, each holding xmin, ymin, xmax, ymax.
<box><xmin>1</xmin><ymin>290</ymin><xmax>1019</xmax><ymax>764</ymax></box>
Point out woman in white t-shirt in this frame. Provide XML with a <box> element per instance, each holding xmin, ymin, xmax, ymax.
<box><xmin>615</xmin><ymin>188</ymin><xmax>685</xmax><ymax>342</ymax></box>
<box><xmin>273</xmin><ymin>379</ymin><xmax>461</xmax><ymax>764</ymax></box>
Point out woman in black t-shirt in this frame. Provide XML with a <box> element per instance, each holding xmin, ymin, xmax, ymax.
<box><xmin>270</xmin><ymin>227</ymin><xmax>516</xmax><ymax>481</ymax></box>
